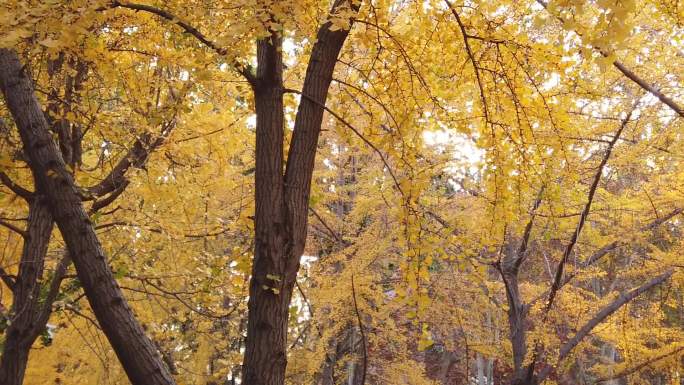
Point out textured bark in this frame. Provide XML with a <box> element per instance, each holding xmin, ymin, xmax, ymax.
<box><xmin>242</xmin><ymin>1</ymin><xmax>360</xmax><ymax>384</ymax></box>
<box><xmin>500</xmin><ymin>249</ymin><xmax>529</xmax><ymax>385</ymax></box>
<box><xmin>0</xmin><ymin>48</ymin><xmax>175</xmax><ymax>385</ymax></box>
<box><xmin>0</xmin><ymin>199</ymin><xmax>52</xmax><ymax>385</ymax></box>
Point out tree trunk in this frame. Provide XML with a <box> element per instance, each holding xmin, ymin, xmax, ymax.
<box><xmin>0</xmin><ymin>48</ymin><xmax>175</xmax><ymax>385</ymax></box>
<box><xmin>0</xmin><ymin>346</ymin><xmax>30</xmax><ymax>385</ymax></box>
<box><xmin>241</xmin><ymin>1</ymin><xmax>359</xmax><ymax>384</ymax></box>
<box><xmin>0</xmin><ymin>199</ymin><xmax>52</xmax><ymax>385</ymax></box>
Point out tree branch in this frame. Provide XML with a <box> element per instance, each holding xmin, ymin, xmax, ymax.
<box><xmin>0</xmin><ymin>218</ymin><xmax>26</xmax><ymax>237</ymax></box>
<box><xmin>0</xmin><ymin>266</ymin><xmax>15</xmax><ymax>291</ymax></box>
<box><xmin>34</xmin><ymin>253</ymin><xmax>72</xmax><ymax>335</ymax></box>
<box><xmin>535</xmin><ymin>0</ymin><xmax>684</xmax><ymax>118</ymax></box>
<box><xmin>545</xmin><ymin>108</ymin><xmax>633</xmax><ymax>314</ymax></box>
<box><xmin>537</xmin><ymin>271</ymin><xmax>674</xmax><ymax>382</ymax></box>
<box><xmin>88</xmin><ymin>120</ymin><xmax>174</xmax><ymax>198</ymax></box>
<box><xmin>0</xmin><ymin>171</ymin><xmax>33</xmax><ymax>200</ymax></box>
<box><xmin>515</xmin><ymin>186</ymin><xmax>545</xmax><ymax>270</ymax></box>
<box><xmin>106</xmin><ymin>1</ymin><xmax>256</xmax><ymax>86</ymax></box>
<box><xmin>351</xmin><ymin>274</ymin><xmax>368</xmax><ymax>385</ymax></box>
<box><xmin>309</xmin><ymin>206</ymin><xmax>348</xmax><ymax>246</ymax></box>
<box><xmin>444</xmin><ymin>0</ymin><xmax>490</xmax><ymax>123</ymax></box>
<box><xmin>528</xmin><ymin>207</ymin><xmax>683</xmax><ymax>307</ymax></box>
<box><xmin>284</xmin><ymin>88</ymin><xmax>403</xmax><ymax>196</ymax></box>
<box><xmin>594</xmin><ymin>345</ymin><xmax>684</xmax><ymax>383</ymax></box>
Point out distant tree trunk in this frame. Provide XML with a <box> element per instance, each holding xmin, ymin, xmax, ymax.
<box><xmin>0</xmin><ymin>199</ymin><xmax>52</xmax><ymax>385</ymax></box>
<box><xmin>477</xmin><ymin>354</ymin><xmax>486</xmax><ymax>385</ymax></box>
<box><xmin>241</xmin><ymin>1</ymin><xmax>360</xmax><ymax>384</ymax></box>
<box><xmin>0</xmin><ymin>48</ymin><xmax>176</xmax><ymax>385</ymax></box>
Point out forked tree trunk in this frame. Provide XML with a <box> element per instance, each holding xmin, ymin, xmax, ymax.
<box><xmin>0</xmin><ymin>48</ymin><xmax>175</xmax><ymax>385</ymax></box>
<box><xmin>242</xmin><ymin>1</ymin><xmax>360</xmax><ymax>384</ymax></box>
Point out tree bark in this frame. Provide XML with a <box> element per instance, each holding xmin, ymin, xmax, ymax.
<box><xmin>0</xmin><ymin>199</ymin><xmax>52</xmax><ymax>385</ymax></box>
<box><xmin>0</xmin><ymin>48</ymin><xmax>175</xmax><ymax>385</ymax></box>
<box><xmin>242</xmin><ymin>1</ymin><xmax>360</xmax><ymax>384</ymax></box>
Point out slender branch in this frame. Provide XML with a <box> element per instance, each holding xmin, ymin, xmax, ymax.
<box><xmin>444</xmin><ymin>0</ymin><xmax>490</xmax><ymax>123</ymax></box>
<box><xmin>545</xmin><ymin>108</ymin><xmax>633</xmax><ymax>314</ymax></box>
<box><xmin>283</xmin><ymin>88</ymin><xmax>403</xmax><ymax>196</ymax></box>
<box><xmin>34</xmin><ymin>253</ymin><xmax>72</xmax><ymax>334</ymax></box>
<box><xmin>0</xmin><ymin>171</ymin><xmax>33</xmax><ymax>200</ymax></box>
<box><xmin>309</xmin><ymin>207</ymin><xmax>348</xmax><ymax>246</ymax></box>
<box><xmin>351</xmin><ymin>274</ymin><xmax>367</xmax><ymax>385</ymax></box>
<box><xmin>0</xmin><ymin>218</ymin><xmax>26</xmax><ymax>237</ymax></box>
<box><xmin>594</xmin><ymin>346</ymin><xmax>684</xmax><ymax>383</ymax></box>
<box><xmin>90</xmin><ymin>181</ymin><xmax>129</xmax><ymax>213</ymax></box>
<box><xmin>528</xmin><ymin>207</ymin><xmax>682</xmax><ymax>308</ymax></box>
<box><xmin>535</xmin><ymin>0</ymin><xmax>684</xmax><ymax>118</ymax></box>
<box><xmin>0</xmin><ymin>266</ymin><xmax>15</xmax><ymax>291</ymax></box>
<box><xmin>515</xmin><ymin>186</ymin><xmax>545</xmax><ymax>270</ymax></box>
<box><xmin>106</xmin><ymin>1</ymin><xmax>256</xmax><ymax>85</ymax></box>
<box><xmin>537</xmin><ymin>271</ymin><xmax>674</xmax><ymax>382</ymax></box>
<box><xmin>88</xmin><ymin>120</ymin><xmax>175</xmax><ymax>198</ymax></box>
<box><xmin>559</xmin><ymin>271</ymin><xmax>672</xmax><ymax>360</ymax></box>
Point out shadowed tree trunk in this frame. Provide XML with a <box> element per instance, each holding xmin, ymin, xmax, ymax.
<box><xmin>241</xmin><ymin>1</ymin><xmax>360</xmax><ymax>384</ymax></box>
<box><xmin>0</xmin><ymin>199</ymin><xmax>53</xmax><ymax>385</ymax></box>
<box><xmin>0</xmin><ymin>48</ymin><xmax>176</xmax><ymax>385</ymax></box>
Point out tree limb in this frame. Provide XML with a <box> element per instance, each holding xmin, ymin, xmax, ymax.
<box><xmin>33</xmin><ymin>253</ymin><xmax>72</xmax><ymax>335</ymax></box>
<box><xmin>537</xmin><ymin>271</ymin><xmax>674</xmax><ymax>382</ymax></box>
<box><xmin>594</xmin><ymin>345</ymin><xmax>684</xmax><ymax>383</ymax></box>
<box><xmin>535</xmin><ymin>0</ymin><xmax>684</xmax><ymax>118</ymax></box>
<box><xmin>0</xmin><ymin>171</ymin><xmax>33</xmax><ymax>201</ymax></box>
<box><xmin>351</xmin><ymin>274</ymin><xmax>368</xmax><ymax>385</ymax></box>
<box><xmin>0</xmin><ymin>267</ymin><xmax>15</xmax><ymax>291</ymax></box>
<box><xmin>88</xmin><ymin>120</ymin><xmax>175</xmax><ymax>198</ymax></box>
<box><xmin>444</xmin><ymin>0</ymin><xmax>490</xmax><ymax>123</ymax></box>
<box><xmin>528</xmin><ymin>207</ymin><xmax>683</xmax><ymax>307</ymax></box>
<box><xmin>545</xmin><ymin>108</ymin><xmax>633</xmax><ymax>314</ymax></box>
<box><xmin>106</xmin><ymin>1</ymin><xmax>256</xmax><ymax>85</ymax></box>
<box><xmin>284</xmin><ymin>88</ymin><xmax>403</xmax><ymax>197</ymax></box>
<box><xmin>0</xmin><ymin>218</ymin><xmax>26</xmax><ymax>237</ymax></box>
<box><xmin>109</xmin><ymin>0</ymin><xmax>256</xmax><ymax>85</ymax></box>
<box><xmin>515</xmin><ymin>186</ymin><xmax>545</xmax><ymax>271</ymax></box>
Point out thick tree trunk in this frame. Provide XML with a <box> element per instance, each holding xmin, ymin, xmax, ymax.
<box><xmin>0</xmin><ymin>346</ymin><xmax>29</xmax><ymax>385</ymax></box>
<box><xmin>241</xmin><ymin>1</ymin><xmax>360</xmax><ymax>384</ymax></box>
<box><xmin>0</xmin><ymin>199</ymin><xmax>52</xmax><ymax>385</ymax></box>
<box><xmin>242</xmin><ymin>34</ymin><xmax>292</xmax><ymax>385</ymax></box>
<box><xmin>0</xmin><ymin>48</ymin><xmax>175</xmax><ymax>385</ymax></box>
